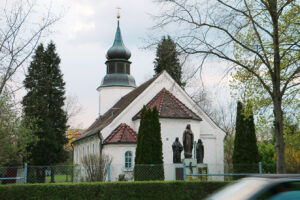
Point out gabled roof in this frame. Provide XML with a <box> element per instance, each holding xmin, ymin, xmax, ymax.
<box><xmin>132</xmin><ymin>88</ymin><xmax>202</xmax><ymax>121</ymax></box>
<box><xmin>103</xmin><ymin>123</ymin><xmax>137</xmax><ymax>144</ymax></box>
<box><xmin>73</xmin><ymin>74</ymin><xmax>159</xmax><ymax>143</ymax></box>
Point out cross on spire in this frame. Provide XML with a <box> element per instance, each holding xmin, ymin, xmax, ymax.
<box><xmin>116</xmin><ymin>7</ymin><xmax>121</xmax><ymax>19</ymax></box>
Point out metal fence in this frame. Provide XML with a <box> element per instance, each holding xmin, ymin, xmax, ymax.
<box><xmin>0</xmin><ymin>162</ymin><xmax>297</xmax><ymax>184</ymax></box>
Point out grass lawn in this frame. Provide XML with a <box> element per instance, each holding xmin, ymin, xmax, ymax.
<box><xmin>45</xmin><ymin>174</ymin><xmax>72</xmax><ymax>183</ymax></box>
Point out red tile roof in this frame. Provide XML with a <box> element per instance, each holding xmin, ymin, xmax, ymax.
<box><xmin>103</xmin><ymin>123</ymin><xmax>137</xmax><ymax>144</ymax></box>
<box><xmin>132</xmin><ymin>88</ymin><xmax>202</xmax><ymax>121</ymax></box>
<box><xmin>73</xmin><ymin>75</ymin><xmax>159</xmax><ymax>143</ymax></box>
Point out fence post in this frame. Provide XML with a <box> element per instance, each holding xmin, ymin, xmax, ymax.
<box><xmin>107</xmin><ymin>163</ymin><xmax>111</xmax><ymax>182</ymax></box>
<box><xmin>258</xmin><ymin>162</ymin><xmax>262</xmax><ymax>174</ymax></box>
<box><xmin>183</xmin><ymin>163</ymin><xmax>186</xmax><ymax>181</ymax></box>
<box><xmin>23</xmin><ymin>163</ymin><xmax>28</xmax><ymax>184</ymax></box>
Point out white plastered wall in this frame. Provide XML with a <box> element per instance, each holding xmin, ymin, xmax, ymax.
<box><xmin>98</xmin><ymin>86</ymin><xmax>134</xmax><ymax>116</ymax></box>
<box><xmin>102</xmin><ymin>144</ymin><xmax>136</xmax><ymax>181</ymax></box>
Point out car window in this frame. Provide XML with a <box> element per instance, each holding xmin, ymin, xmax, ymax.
<box><xmin>256</xmin><ymin>181</ymin><xmax>300</xmax><ymax>200</ymax></box>
<box><xmin>268</xmin><ymin>191</ymin><xmax>300</xmax><ymax>200</ymax></box>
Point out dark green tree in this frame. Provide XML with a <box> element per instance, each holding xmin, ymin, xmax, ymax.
<box><xmin>154</xmin><ymin>36</ymin><xmax>185</xmax><ymax>87</ymax></box>
<box><xmin>22</xmin><ymin>42</ymin><xmax>68</xmax><ymax>183</ymax></box>
<box><xmin>134</xmin><ymin>106</ymin><xmax>164</xmax><ymax>180</ymax></box>
<box><xmin>233</xmin><ymin>101</ymin><xmax>259</xmax><ymax>177</ymax></box>
<box><xmin>150</xmin><ymin>107</ymin><xmax>164</xmax><ymax>180</ymax></box>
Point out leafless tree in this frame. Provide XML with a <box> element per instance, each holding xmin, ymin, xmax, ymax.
<box><xmin>81</xmin><ymin>154</ymin><xmax>112</xmax><ymax>182</ymax></box>
<box><xmin>154</xmin><ymin>0</ymin><xmax>299</xmax><ymax>173</ymax></box>
<box><xmin>0</xmin><ymin>0</ymin><xmax>60</xmax><ymax>96</ymax></box>
<box><xmin>64</xmin><ymin>94</ymin><xmax>83</xmax><ymax>126</ymax></box>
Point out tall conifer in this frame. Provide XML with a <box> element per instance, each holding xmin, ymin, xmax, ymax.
<box><xmin>154</xmin><ymin>36</ymin><xmax>185</xmax><ymax>87</ymax></box>
<box><xmin>134</xmin><ymin>106</ymin><xmax>164</xmax><ymax>180</ymax></box>
<box><xmin>233</xmin><ymin>101</ymin><xmax>260</xmax><ymax>176</ymax></box>
<box><xmin>22</xmin><ymin>42</ymin><xmax>68</xmax><ymax>182</ymax></box>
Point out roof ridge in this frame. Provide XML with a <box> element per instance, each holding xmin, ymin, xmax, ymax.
<box><xmin>118</xmin><ymin>123</ymin><xmax>126</xmax><ymax>142</ymax></box>
<box><xmin>126</xmin><ymin>124</ymin><xmax>137</xmax><ymax>140</ymax></box>
<box><xmin>103</xmin><ymin>123</ymin><xmax>123</xmax><ymax>143</ymax></box>
<box><xmin>158</xmin><ymin>88</ymin><xmax>166</xmax><ymax>113</ymax></box>
<box><xmin>103</xmin><ymin>123</ymin><xmax>137</xmax><ymax>144</ymax></box>
<box><xmin>165</xmin><ymin>89</ymin><xmax>194</xmax><ymax>118</ymax></box>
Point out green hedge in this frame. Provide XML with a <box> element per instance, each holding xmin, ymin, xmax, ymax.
<box><xmin>0</xmin><ymin>181</ymin><xmax>229</xmax><ymax>200</ymax></box>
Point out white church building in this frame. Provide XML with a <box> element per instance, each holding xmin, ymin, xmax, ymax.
<box><xmin>72</xmin><ymin>18</ymin><xmax>226</xmax><ymax>181</ymax></box>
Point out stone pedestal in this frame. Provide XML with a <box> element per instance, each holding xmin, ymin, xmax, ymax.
<box><xmin>183</xmin><ymin>158</ymin><xmax>197</xmax><ymax>180</ymax></box>
<box><xmin>172</xmin><ymin>161</ymin><xmax>208</xmax><ymax>181</ymax></box>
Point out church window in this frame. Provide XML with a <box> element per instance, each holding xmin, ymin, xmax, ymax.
<box><xmin>87</xmin><ymin>145</ymin><xmax>89</xmax><ymax>155</ymax></box>
<box><xmin>93</xmin><ymin>143</ymin><xmax>95</xmax><ymax>154</ymax></box>
<box><xmin>126</xmin><ymin>64</ymin><xmax>130</xmax><ymax>74</ymax></box>
<box><xmin>108</xmin><ymin>63</ymin><xmax>116</xmax><ymax>74</ymax></box>
<box><xmin>116</xmin><ymin>63</ymin><xmax>125</xmax><ymax>73</ymax></box>
<box><xmin>124</xmin><ymin>151</ymin><xmax>132</xmax><ymax>168</ymax></box>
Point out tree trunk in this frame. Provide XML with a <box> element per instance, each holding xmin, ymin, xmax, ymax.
<box><xmin>50</xmin><ymin>167</ymin><xmax>55</xmax><ymax>183</ymax></box>
<box><xmin>273</xmin><ymin>97</ymin><xmax>286</xmax><ymax>173</ymax></box>
<box><xmin>270</xmin><ymin>0</ymin><xmax>286</xmax><ymax>174</ymax></box>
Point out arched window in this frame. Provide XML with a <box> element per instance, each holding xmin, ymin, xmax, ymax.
<box><xmin>125</xmin><ymin>151</ymin><xmax>132</xmax><ymax>168</ymax></box>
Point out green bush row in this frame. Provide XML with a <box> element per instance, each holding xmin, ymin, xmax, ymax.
<box><xmin>0</xmin><ymin>181</ymin><xmax>229</xmax><ymax>200</ymax></box>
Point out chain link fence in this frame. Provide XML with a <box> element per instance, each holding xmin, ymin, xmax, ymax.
<box><xmin>1</xmin><ymin>162</ymin><xmax>298</xmax><ymax>184</ymax></box>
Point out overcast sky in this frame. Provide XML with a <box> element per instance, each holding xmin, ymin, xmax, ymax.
<box><xmin>32</xmin><ymin>0</ymin><xmax>232</xmax><ymax>128</ymax></box>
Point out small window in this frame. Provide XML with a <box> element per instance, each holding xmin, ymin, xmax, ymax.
<box><xmin>125</xmin><ymin>151</ymin><xmax>132</xmax><ymax>168</ymax></box>
<box><xmin>126</xmin><ymin>64</ymin><xmax>130</xmax><ymax>74</ymax></box>
<box><xmin>108</xmin><ymin>63</ymin><xmax>116</xmax><ymax>73</ymax></box>
<box><xmin>87</xmin><ymin>145</ymin><xmax>89</xmax><ymax>155</ymax></box>
<box><xmin>117</xmin><ymin>63</ymin><xmax>125</xmax><ymax>73</ymax></box>
<box><xmin>93</xmin><ymin>144</ymin><xmax>95</xmax><ymax>154</ymax></box>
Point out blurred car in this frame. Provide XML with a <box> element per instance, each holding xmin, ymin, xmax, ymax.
<box><xmin>206</xmin><ymin>174</ymin><xmax>300</xmax><ymax>200</ymax></box>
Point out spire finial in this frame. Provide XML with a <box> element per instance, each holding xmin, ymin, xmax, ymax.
<box><xmin>116</xmin><ymin>7</ymin><xmax>121</xmax><ymax>19</ymax></box>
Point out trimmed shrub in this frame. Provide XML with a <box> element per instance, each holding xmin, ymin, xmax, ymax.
<box><xmin>0</xmin><ymin>181</ymin><xmax>229</xmax><ymax>200</ymax></box>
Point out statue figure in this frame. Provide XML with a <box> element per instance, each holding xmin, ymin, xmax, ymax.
<box><xmin>172</xmin><ymin>137</ymin><xmax>183</xmax><ymax>163</ymax></box>
<box><xmin>196</xmin><ymin>139</ymin><xmax>204</xmax><ymax>163</ymax></box>
<box><xmin>183</xmin><ymin>124</ymin><xmax>194</xmax><ymax>158</ymax></box>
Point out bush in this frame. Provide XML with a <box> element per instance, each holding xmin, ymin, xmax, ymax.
<box><xmin>0</xmin><ymin>181</ymin><xmax>229</xmax><ymax>200</ymax></box>
<box><xmin>81</xmin><ymin>154</ymin><xmax>112</xmax><ymax>182</ymax></box>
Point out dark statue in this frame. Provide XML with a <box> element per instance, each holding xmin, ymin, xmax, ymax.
<box><xmin>196</xmin><ymin>139</ymin><xmax>204</xmax><ymax>163</ymax></box>
<box><xmin>183</xmin><ymin>124</ymin><xmax>194</xmax><ymax>158</ymax></box>
<box><xmin>172</xmin><ymin>137</ymin><xmax>183</xmax><ymax>163</ymax></box>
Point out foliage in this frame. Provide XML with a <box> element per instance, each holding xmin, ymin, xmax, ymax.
<box><xmin>224</xmin><ymin>134</ymin><xmax>235</xmax><ymax>165</ymax></box>
<box><xmin>155</xmin><ymin>0</ymin><xmax>299</xmax><ymax>173</ymax></box>
<box><xmin>154</xmin><ymin>35</ymin><xmax>185</xmax><ymax>87</ymax></box>
<box><xmin>258</xmin><ymin>142</ymin><xmax>276</xmax><ymax>173</ymax></box>
<box><xmin>134</xmin><ymin>106</ymin><xmax>164</xmax><ymax>180</ymax></box>
<box><xmin>0</xmin><ymin>93</ymin><xmax>37</xmax><ymax>166</ymax></box>
<box><xmin>233</xmin><ymin>102</ymin><xmax>260</xmax><ymax>174</ymax></box>
<box><xmin>0</xmin><ymin>181</ymin><xmax>230</xmax><ymax>200</ymax></box>
<box><xmin>81</xmin><ymin>154</ymin><xmax>112</xmax><ymax>182</ymax></box>
<box><xmin>284</xmin><ymin>123</ymin><xmax>300</xmax><ymax>173</ymax></box>
<box><xmin>22</xmin><ymin>42</ymin><xmax>68</xmax><ymax>170</ymax></box>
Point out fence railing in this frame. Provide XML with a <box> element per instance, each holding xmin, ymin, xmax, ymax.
<box><xmin>0</xmin><ymin>162</ymin><xmax>297</xmax><ymax>184</ymax></box>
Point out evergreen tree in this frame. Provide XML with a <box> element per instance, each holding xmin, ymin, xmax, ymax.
<box><xmin>151</xmin><ymin>107</ymin><xmax>164</xmax><ymax>180</ymax></box>
<box><xmin>135</xmin><ymin>106</ymin><xmax>147</xmax><ymax>164</ymax></box>
<box><xmin>233</xmin><ymin>101</ymin><xmax>260</xmax><ymax>177</ymax></box>
<box><xmin>134</xmin><ymin>106</ymin><xmax>164</xmax><ymax>180</ymax></box>
<box><xmin>154</xmin><ymin>36</ymin><xmax>185</xmax><ymax>87</ymax></box>
<box><xmin>22</xmin><ymin>42</ymin><xmax>68</xmax><ymax>182</ymax></box>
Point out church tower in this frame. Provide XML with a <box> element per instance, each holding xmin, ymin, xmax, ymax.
<box><xmin>97</xmin><ymin>15</ymin><xmax>136</xmax><ymax>116</ymax></box>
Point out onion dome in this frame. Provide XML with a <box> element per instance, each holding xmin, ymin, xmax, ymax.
<box><xmin>106</xmin><ymin>21</ymin><xmax>131</xmax><ymax>60</ymax></box>
<box><xmin>99</xmin><ymin>16</ymin><xmax>136</xmax><ymax>89</ymax></box>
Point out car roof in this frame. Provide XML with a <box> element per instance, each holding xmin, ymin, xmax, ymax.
<box><xmin>249</xmin><ymin>174</ymin><xmax>300</xmax><ymax>179</ymax></box>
